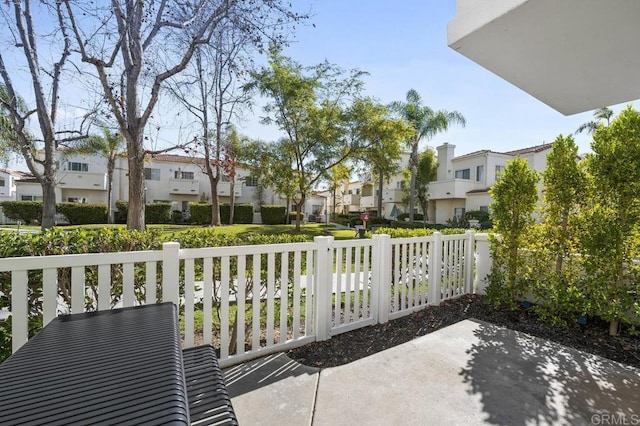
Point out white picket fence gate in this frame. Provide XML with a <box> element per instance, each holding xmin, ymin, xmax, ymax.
<box><xmin>0</xmin><ymin>232</ymin><xmax>491</xmax><ymax>368</ymax></box>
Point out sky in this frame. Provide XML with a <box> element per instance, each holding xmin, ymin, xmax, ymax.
<box><xmin>232</xmin><ymin>0</ymin><xmax>630</xmax><ymax>157</ymax></box>
<box><xmin>4</xmin><ymin>0</ymin><xmax>634</xmax><ymax>171</ymax></box>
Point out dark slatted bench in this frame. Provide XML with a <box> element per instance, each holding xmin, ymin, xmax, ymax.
<box><xmin>0</xmin><ymin>303</ymin><xmax>237</xmax><ymax>426</ymax></box>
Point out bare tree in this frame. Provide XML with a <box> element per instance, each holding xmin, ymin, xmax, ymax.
<box><xmin>62</xmin><ymin>0</ymin><xmax>306</xmax><ymax>229</ymax></box>
<box><xmin>0</xmin><ymin>1</ymin><xmax>92</xmax><ymax>229</ymax></box>
<box><xmin>167</xmin><ymin>23</ymin><xmax>251</xmax><ymax>226</ymax></box>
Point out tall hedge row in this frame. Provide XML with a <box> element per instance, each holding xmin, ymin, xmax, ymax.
<box><xmin>57</xmin><ymin>203</ymin><xmax>107</xmax><ymax>225</ymax></box>
<box><xmin>260</xmin><ymin>205</ymin><xmax>286</xmax><ymax>224</ymax></box>
<box><xmin>189</xmin><ymin>202</ymin><xmax>254</xmax><ymax>225</ymax></box>
<box><xmin>0</xmin><ymin>201</ymin><xmax>43</xmax><ymax>224</ymax></box>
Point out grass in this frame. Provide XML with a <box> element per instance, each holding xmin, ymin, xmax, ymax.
<box><xmin>46</xmin><ymin>222</ymin><xmax>357</xmax><ymax>240</ymax></box>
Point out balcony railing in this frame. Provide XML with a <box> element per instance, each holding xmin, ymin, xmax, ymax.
<box><xmin>343</xmin><ymin>194</ymin><xmax>360</xmax><ymax>206</ymax></box>
<box><xmin>0</xmin><ymin>232</ymin><xmax>491</xmax><ymax>368</ymax></box>
<box><xmin>218</xmin><ymin>182</ymin><xmax>242</xmax><ymax>197</ymax></box>
<box><xmin>429</xmin><ymin>179</ymin><xmax>482</xmax><ymax>199</ymax></box>
<box><xmin>168</xmin><ymin>178</ymin><xmax>200</xmax><ymax>195</ymax></box>
<box><xmin>382</xmin><ymin>188</ymin><xmax>404</xmax><ymax>203</ymax></box>
<box><xmin>58</xmin><ymin>172</ymin><xmax>107</xmax><ymax>190</ymax></box>
<box><xmin>360</xmin><ymin>195</ymin><xmax>376</xmax><ymax>208</ymax></box>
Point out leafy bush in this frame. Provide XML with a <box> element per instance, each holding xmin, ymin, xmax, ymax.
<box><xmin>146</xmin><ymin>202</ymin><xmax>172</xmax><ymax>224</ymax></box>
<box><xmin>172</xmin><ymin>210</ymin><xmax>183</xmax><ymax>224</ymax></box>
<box><xmin>56</xmin><ymin>203</ymin><xmax>107</xmax><ymax>225</ymax></box>
<box><xmin>219</xmin><ymin>203</ymin><xmax>253</xmax><ymax>224</ymax></box>
<box><xmin>115</xmin><ymin>200</ymin><xmax>128</xmax><ymax>223</ymax></box>
<box><xmin>261</xmin><ymin>205</ymin><xmax>286</xmax><ymax>225</ymax></box>
<box><xmin>374</xmin><ymin>227</ymin><xmax>468</xmax><ymax>238</ymax></box>
<box><xmin>288</xmin><ymin>211</ymin><xmax>303</xmax><ymax>223</ymax></box>
<box><xmin>465</xmin><ymin>210</ymin><xmax>490</xmax><ymax>222</ymax></box>
<box><xmin>189</xmin><ymin>202</ymin><xmax>212</xmax><ymax>225</ymax></box>
<box><xmin>396</xmin><ymin>212</ymin><xmax>424</xmax><ymax>222</ymax></box>
<box><xmin>0</xmin><ymin>201</ymin><xmax>42</xmax><ymax>224</ymax></box>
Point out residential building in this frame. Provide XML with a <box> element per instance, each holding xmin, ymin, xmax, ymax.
<box><xmin>332</xmin><ymin>143</ymin><xmax>553</xmax><ymax>225</ymax></box>
<box><xmin>429</xmin><ymin>142</ymin><xmax>551</xmax><ymax>224</ymax></box>
<box><xmin>447</xmin><ymin>1</ymin><xmax>640</xmax><ymax>115</ymax></box>
<box><xmin>12</xmin><ymin>151</ymin><xmax>289</xmax><ymax>222</ymax></box>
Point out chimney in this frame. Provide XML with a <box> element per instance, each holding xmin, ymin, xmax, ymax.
<box><xmin>436</xmin><ymin>143</ymin><xmax>455</xmax><ymax>180</ymax></box>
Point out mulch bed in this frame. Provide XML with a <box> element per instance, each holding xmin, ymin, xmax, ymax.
<box><xmin>287</xmin><ymin>294</ymin><xmax>640</xmax><ymax>369</ymax></box>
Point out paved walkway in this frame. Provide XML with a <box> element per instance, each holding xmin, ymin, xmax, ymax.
<box><xmin>224</xmin><ymin>319</ymin><xmax>640</xmax><ymax>426</ymax></box>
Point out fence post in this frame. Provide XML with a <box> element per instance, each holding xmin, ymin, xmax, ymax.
<box><xmin>465</xmin><ymin>230</ymin><xmax>475</xmax><ymax>294</ymax></box>
<box><xmin>12</xmin><ymin>271</ymin><xmax>28</xmax><ymax>353</ymax></box>
<box><xmin>162</xmin><ymin>242</ymin><xmax>180</xmax><ymax>306</ymax></box>
<box><xmin>373</xmin><ymin>234</ymin><xmax>391</xmax><ymax>324</ymax></box>
<box><xmin>428</xmin><ymin>232</ymin><xmax>442</xmax><ymax>305</ymax></box>
<box><xmin>314</xmin><ymin>236</ymin><xmax>333</xmax><ymax>341</ymax></box>
<box><xmin>474</xmin><ymin>234</ymin><xmax>492</xmax><ymax>294</ymax></box>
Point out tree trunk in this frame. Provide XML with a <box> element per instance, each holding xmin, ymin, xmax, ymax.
<box><xmin>229</xmin><ymin>174</ymin><xmax>236</xmax><ymax>225</ymax></box>
<box><xmin>409</xmin><ymin>142</ymin><xmax>418</xmax><ymax>222</ymax></box>
<box><xmin>208</xmin><ymin>164</ymin><xmax>221</xmax><ymax>226</ymax></box>
<box><xmin>377</xmin><ymin>169</ymin><xmax>384</xmax><ymax>218</ymax></box>
<box><xmin>106</xmin><ymin>158</ymin><xmax>115</xmax><ymax>224</ymax></box>
<box><xmin>127</xmin><ymin>137</ymin><xmax>146</xmax><ymax>230</ymax></box>
<box><xmin>41</xmin><ymin>179</ymin><xmax>57</xmax><ymax>229</ymax></box>
<box><xmin>294</xmin><ymin>197</ymin><xmax>305</xmax><ymax>232</ymax></box>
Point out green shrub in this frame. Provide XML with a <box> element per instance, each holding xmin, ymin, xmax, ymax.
<box><xmin>288</xmin><ymin>211</ymin><xmax>303</xmax><ymax>223</ymax></box>
<box><xmin>261</xmin><ymin>205</ymin><xmax>286</xmax><ymax>225</ymax></box>
<box><xmin>465</xmin><ymin>210</ymin><xmax>490</xmax><ymax>222</ymax></box>
<box><xmin>172</xmin><ymin>210</ymin><xmax>183</xmax><ymax>224</ymax></box>
<box><xmin>56</xmin><ymin>203</ymin><xmax>107</xmax><ymax>225</ymax></box>
<box><xmin>146</xmin><ymin>202</ymin><xmax>172</xmax><ymax>224</ymax></box>
<box><xmin>232</xmin><ymin>204</ymin><xmax>253</xmax><ymax>224</ymax></box>
<box><xmin>189</xmin><ymin>202</ymin><xmax>212</xmax><ymax>225</ymax></box>
<box><xmin>396</xmin><ymin>212</ymin><xmax>424</xmax><ymax>222</ymax></box>
<box><xmin>374</xmin><ymin>227</ymin><xmax>468</xmax><ymax>238</ymax></box>
<box><xmin>0</xmin><ymin>201</ymin><xmax>42</xmax><ymax>224</ymax></box>
<box><xmin>115</xmin><ymin>200</ymin><xmax>128</xmax><ymax>223</ymax></box>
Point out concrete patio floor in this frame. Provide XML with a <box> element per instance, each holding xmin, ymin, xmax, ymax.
<box><xmin>223</xmin><ymin>319</ymin><xmax>640</xmax><ymax>426</ymax></box>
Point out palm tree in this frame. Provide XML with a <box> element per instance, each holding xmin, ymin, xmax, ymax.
<box><xmin>69</xmin><ymin>129</ymin><xmax>125</xmax><ymax>223</ymax></box>
<box><xmin>575</xmin><ymin>107</ymin><xmax>613</xmax><ymax>134</ymax></box>
<box><xmin>391</xmin><ymin>89</ymin><xmax>466</xmax><ymax>222</ymax></box>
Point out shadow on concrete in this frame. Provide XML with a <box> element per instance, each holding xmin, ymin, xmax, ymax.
<box><xmin>460</xmin><ymin>319</ymin><xmax>640</xmax><ymax>425</ymax></box>
<box><xmin>223</xmin><ymin>352</ymin><xmax>319</xmax><ymax>398</ymax></box>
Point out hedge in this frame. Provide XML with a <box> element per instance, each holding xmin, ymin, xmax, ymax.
<box><xmin>189</xmin><ymin>202</ymin><xmax>254</xmax><ymax>225</ymax></box>
<box><xmin>260</xmin><ymin>205</ymin><xmax>286</xmax><ymax>225</ymax></box>
<box><xmin>115</xmin><ymin>200</ymin><xmax>128</xmax><ymax>223</ymax></box>
<box><xmin>0</xmin><ymin>201</ymin><xmax>42</xmax><ymax>224</ymax></box>
<box><xmin>57</xmin><ymin>203</ymin><xmax>107</xmax><ymax>225</ymax></box>
<box><xmin>114</xmin><ymin>201</ymin><xmax>172</xmax><ymax>224</ymax></box>
<box><xmin>189</xmin><ymin>202</ymin><xmax>211</xmax><ymax>225</ymax></box>
<box><xmin>221</xmin><ymin>203</ymin><xmax>253</xmax><ymax>224</ymax></box>
<box><xmin>146</xmin><ymin>202</ymin><xmax>172</xmax><ymax>224</ymax></box>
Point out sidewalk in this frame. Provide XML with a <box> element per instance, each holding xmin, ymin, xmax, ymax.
<box><xmin>225</xmin><ymin>319</ymin><xmax>640</xmax><ymax>425</ymax></box>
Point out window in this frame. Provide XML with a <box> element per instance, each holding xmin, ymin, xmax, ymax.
<box><xmin>68</xmin><ymin>162</ymin><xmax>88</xmax><ymax>172</ymax></box>
<box><xmin>21</xmin><ymin>195</ymin><xmax>43</xmax><ymax>201</ymax></box>
<box><xmin>0</xmin><ymin>177</ymin><xmax>5</xmax><ymax>187</ymax></box>
<box><xmin>454</xmin><ymin>168</ymin><xmax>470</xmax><ymax>179</ymax></box>
<box><xmin>454</xmin><ymin>207</ymin><xmax>465</xmax><ymax>218</ymax></box>
<box><xmin>495</xmin><ymin>165</ymin><xmax>506</xmax><ymax>176</ymax></box>
<box><xmin>356</xmin><ymin>188</ymin><xmax>361</xmax><ymax>195</ymax></box>
<box><xmin>480</xmin><ymin>206</ymin><xmax>489</xmax><ymax>213</ymax></box>
<box><xmin>174</xmin><ymin>170</ymin><xmax>194</xmax><ymax>180</ymax></box>
<box><xmin>348</xmin><ymin>190</ymin><xmax>353</xmax><ymax>195</ymax></box>
<box><xmin>145</xmin><ymin>168</ymin><xmax>160</xmax><ymax>181</ymax></box>
<box><xmin>476</xmin><ymin>165</ymin><xmax>484</xmax><ymax>182</ymax></box>
<box><xmin>220</xmin><ymin>174</ymin><xmax>230</xmax><ymax>182</ymax></box>
<box><xmin>396</xmin><ymin>181</ymin><xmax>404</xmax><ymax>189</ymax></box>
<box><xmin>68</xmin><ymin>197</ymin><xmax>87</xmax><ymax>203</ymax></box>
<box><xmin>245</xmin><ymin>175</ymin><xmax>259</xmax><ymax>187</ymax></box>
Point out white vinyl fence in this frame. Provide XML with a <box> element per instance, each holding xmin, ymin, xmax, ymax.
<box><xmin>0</xmin><ymin>232</ymin><xmax>492</xmax><ymax>367</ymax></box>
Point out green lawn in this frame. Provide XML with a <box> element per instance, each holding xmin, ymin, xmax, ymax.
<box><xmin>1</xmin><ymin>222</ymin><xmax>357</xmax><ymax>240</ymax></box>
